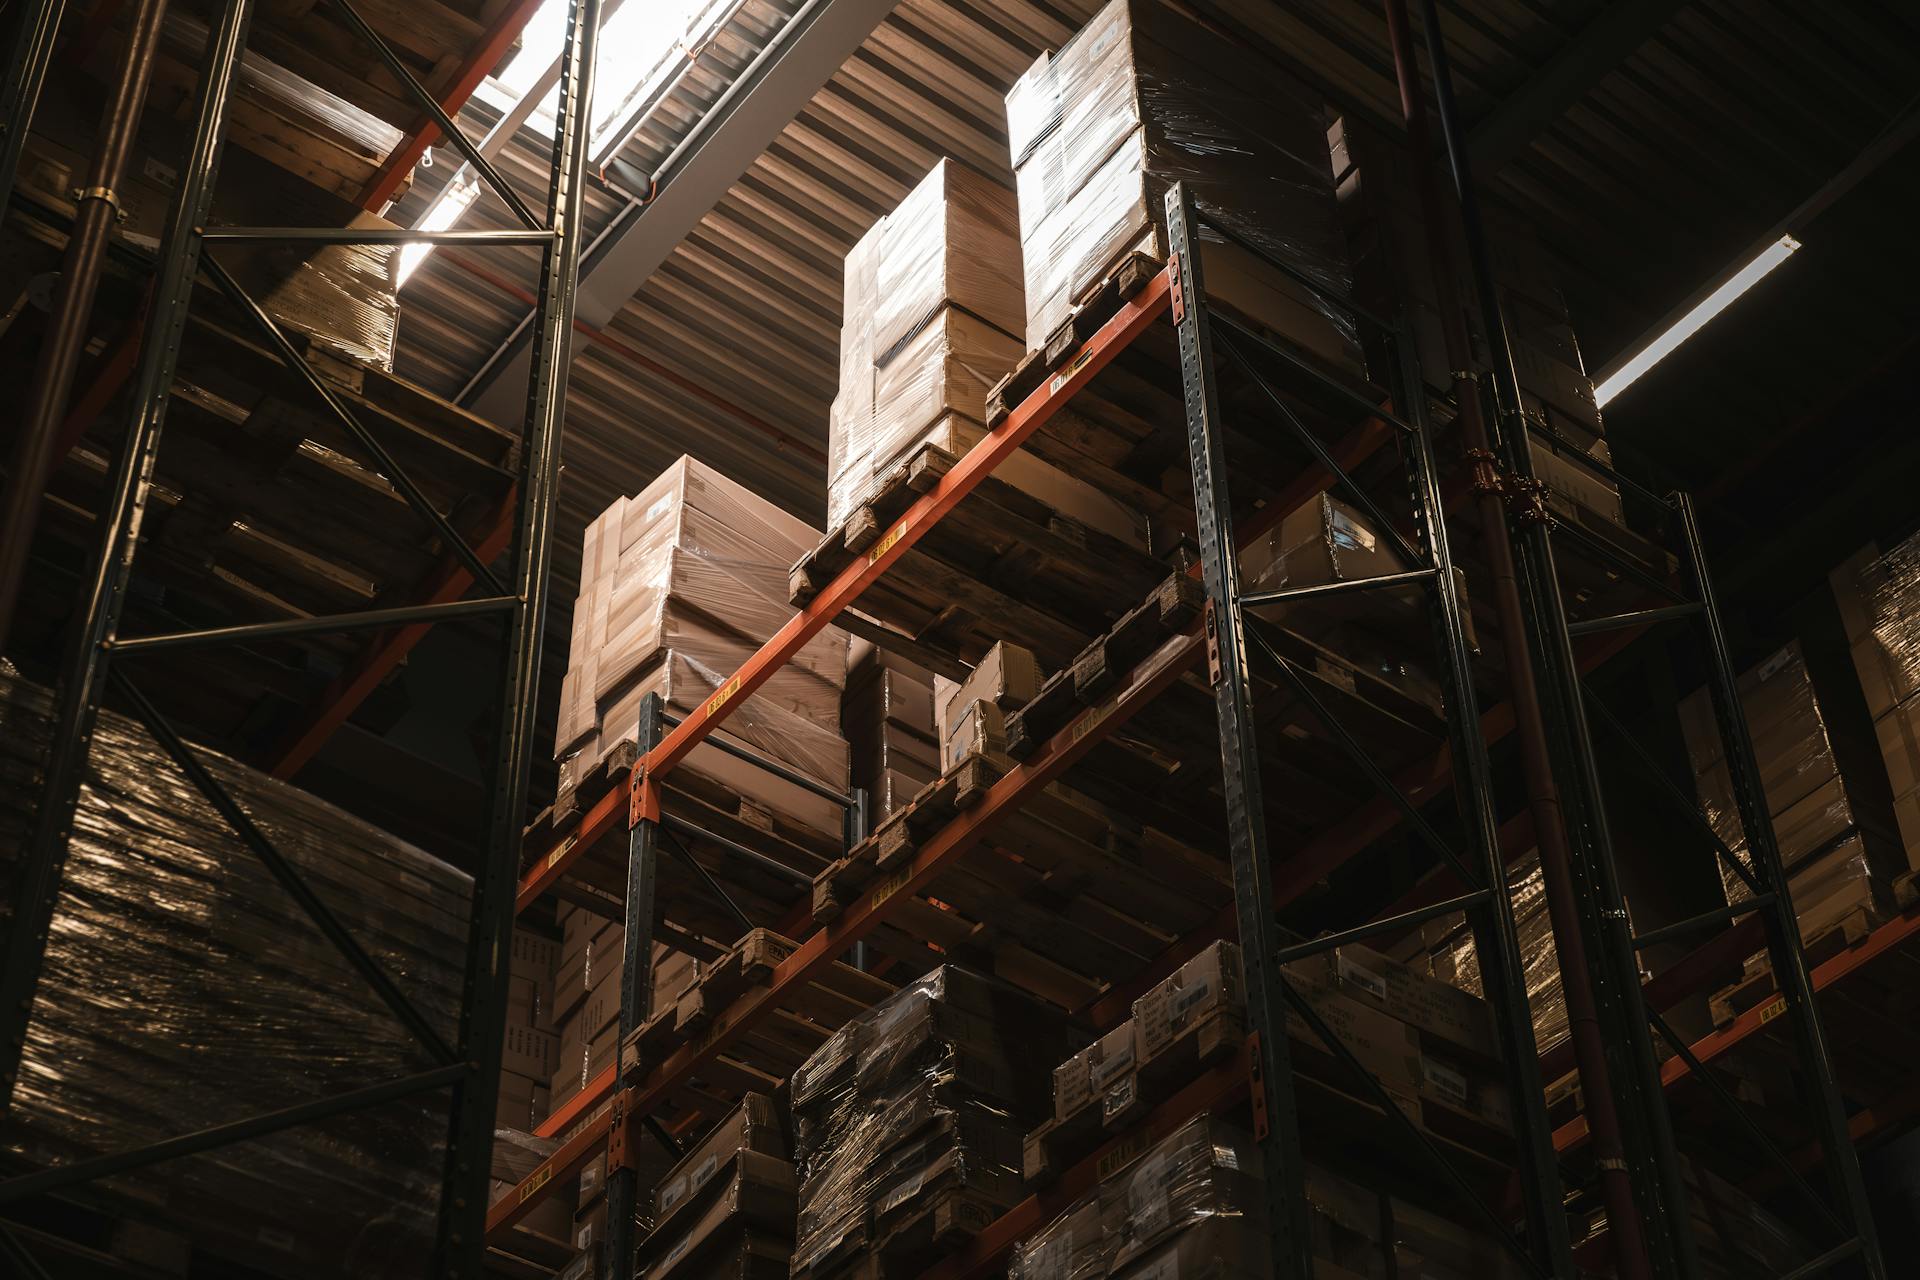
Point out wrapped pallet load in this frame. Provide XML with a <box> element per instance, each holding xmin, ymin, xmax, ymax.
<box><xmin>1005</xmin><ymin>0</ymin><xmax>1360</xmax><ymax>375</ymax></box>
<box><xmin>830</xmin><ymin>158</ymin><xmax>1146</xmax><ymax>550</ymax></box>
<box><xmin>1678</xmin><ymin>640</ymin><xmax>1908</xmax><ymax>943</ymax></box>
<box><xmin>554</xmin><ymin>455</ymin><xmax>851</xmax><ymax>840</ymax></box>
<box><xmin>1833</xmin><ymin>532</ymin><xmax>1920</xmax><ymax>873</ymax></box>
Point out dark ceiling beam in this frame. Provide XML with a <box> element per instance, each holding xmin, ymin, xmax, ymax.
<box><xmin>1468</xmin><ymin>0</ymin><xmax>1689</xmax><ymax>174</ymax></box>
<box><xmin>461</xmin><ymin>0</ymin><xmax>901</xmax><ymax>427</ymax></box>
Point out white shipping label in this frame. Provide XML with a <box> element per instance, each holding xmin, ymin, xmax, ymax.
<box><xmin>691</xmin><ymin>1153</ymin><xmax>718</xmax><ymax>1193</ymax></box>
<box><xmin>1090</xmin><ymin>1041</ymin><xmax>1135</xmax><ymax>1087</ymax></box>
<box><xmin>1422</xmin><ymin>1056</ymin><xmax>1469</xmax><ymax>1107</ymax></box>
<box><xmin>878</xmin><ymin>1167</ymin><xmax>929</xmax><ymax>1215</ymax></box>
<box><xmin>1335</xmin><ymin>952</ymin><xmax>1388</xmax><ymax>1002</ymax></box>
<box><xmin>1171</xmin><ymin>979</ymin><xmax>1212</xmax><ymax>1019</ymax></box>
<box><xmin>658</xmin><ymin>1174</ymin><xmax>688</xmax><ymax>1212</ymax></box>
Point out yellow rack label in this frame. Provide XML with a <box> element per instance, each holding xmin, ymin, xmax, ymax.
<box><xmin>1096</xmin><ymin>1135</ymin><xmax>1142</xmax><ymax>1181</ymax></box>
<box><xmin>1758</xmin><ymin>996</ymin><xmax>1788</xmax><ymax>1026</ymax></box>
<box><xmin>520</xmin><ymin>1165</ymin><xmax>553</xmax><ymax>1201</ymax></box>
<box><xmin>704</xmin><ymin>675</ymin><xmax>742</xmax><ymax>720</ymax></box>
<box><xmin>867</xmin><ymin>522</ymin><xmax>908</xmax><ymax>565</ymax></box>
<box><xmin>546</xmin><ymin>835</ymin><xmax>575</xmax><ymax>870</ymax></box>
<box><xmin>1049</xmin><ymin>348</ymin><xmax>1095</xmax><ymax>395</ymax></box>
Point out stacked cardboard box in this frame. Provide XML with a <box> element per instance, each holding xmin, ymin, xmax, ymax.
<box><xmin>624</xmin><ymin>1094</ymin><xmax>795</xmax><ymax>1280</ymax></box>
<box><xmin>1833</xmin><ymin>533</ymin><xmax>1920</xmax><ymax>870</ymax></box>
<box><xmin>1012</xmin><ymin>1114</ymin><xmax>1270</xmax><ymax>1280</ymax></box>
<box><xmin>1239</xmin><ymin>493</ymin><xmax>1447</xmax><ymax>718</ymax></box>
<box><xmin>1044</xmin><ymin>942</ymin><xmax>1508</xmax><ymax>1159</ymax></box>
<box><xmin>788</xmin><ymin>967</ymin><xmax>1078</xmax><ymax>1279</ymax></box>
<box><xmin>499</xmin><ymin>926</ymin><xmax>560</xmax><ymax>1131</ymax></box>
<box><xmin>936</xmin><ymin>641</ymin><xmax>1045</xmax><ymax>771</ymax></box>
<box><xmin>844</xmin><ymin>638</ymin><xmax>942</xmax><ymax>823</ymax></box>
<box><xmin>1328</xmin><ymin>115</ymin><xmax>1620</xmax><ymax>534</ymax></box>
<box><xmin>829</xmin><ymin>159</ymin><xmax>1147</xmax><ymax>550</ymax></box>
<box><xmin>1420</xmin><ymin>851</ymin><xmax>1567</xmax><ymax>1054</ymax></box>
<box><xmin>1679</xmin><ymin>641</ymin><xmax>1907</xmax><ymax>940</ymax></box>
<box><xmin>493</xmin><ymin>1129</ymin><xmax>577</xmax><ymax>1243</ymax></box>
<box><xmin>1006</xmin><ymin>0</ymin><xmax>1360</xmax><ymax>375</ymax></box>
<box><xmin>554</xmin><ymin>456</ymin><xmax>851</xmax><ymax>840</ymax></box>
<box><xmin>0</xmin><ymin>670</ymin><xmax>471</xmax><ymax>1273</ymax></box>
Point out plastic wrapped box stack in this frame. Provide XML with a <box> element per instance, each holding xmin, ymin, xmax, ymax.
<box><xmin>1327</xmin><ymin>114</ymin><xmax>1622</xmax><ymax>536</ymax></box>
<box><xmin>1006</xmin><ymin>0</ymin><xmax>1361</xmax><ymax>376</ymax></box>
<box><xmin>843</xmin><ymin>638</ymin><xmax>942</xmax><ymax>823</ymax></box>
<box><xmin>1833</xmin><ymin>532</ymin><xmax>1920</xmax><ymax>871</ymax></box>
<box><xmin>554</xmin><ymin>455</ymin><xmax>851</xmax><ymax>841</ymax></box>
<box><xmin>829</xmin><ymin>158</ymin><xmax>1146</xmax><ymax>551</ymax></box>
<box><xmin>788</xmin><ymin>967</ymin><xmax>1079</xmax><ymax>1279</ymax></box>
<box><xmin>1679</xmin><ymin>640</ymin><xmax>1909</xmax><ymax>942</ymax></box>
<box><xmin>0</xmin><ymin>670</ymin><xmax>465</xmax><ymax>1276</ymax></box>
<box><xmin>1405</xmin><ymin>851</ymin><xmax>1569</xmax><ymax>1056</ymax></box>
<box><xmin>623</xmin><ymin>1093</ymin><xmax>795</xmax><ymax>1280</ymax></box>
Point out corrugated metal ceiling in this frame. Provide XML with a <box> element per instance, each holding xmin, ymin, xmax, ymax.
<box><xmin>381</xmin><ymin>0</ymin><xmax>1920</xmax><ymax>752</ymax></box>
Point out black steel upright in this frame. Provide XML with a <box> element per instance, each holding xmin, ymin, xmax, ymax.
<box><xmin>1163</xmin><ymin>185</ymin><xmax>1315</xmax><ymax>1280</ymax></box>
<box><xmin>1420</xmin><ymin>3</ymin><xmax>1885</xmax><ymax>1275</ymax></box>
<box><xmin>0</xmin><ymin>3</ymin><xmax>604</xmax><ymax>1274</ymax></box>
<box><xmin>1165</xmin><ymin>180</ymin><xmax>1574</xmax><ymax>1278</ymax></box>
<box><xmin>0</xmin><ymin>0</ymin><xmax>68</xmax><ymax>205</ymax></box>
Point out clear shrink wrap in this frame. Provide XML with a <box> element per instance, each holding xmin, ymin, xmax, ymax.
<box><xmin>1006</xmin><ymin>0</ymin><xmax>1357</xmax><ymax>369</ymax></box>
<box><xmin>260</xmin><ymin>212</ymin><xmax>403</xmax><ymax>371</ymax></box>
<box><xmin>830</xmin><ymin>160</ymin><xmax>1150</xmax><ymax>549</ymax></box>
<box><xmin>790</xmin><ymin>967</ymin><xmax>1074</xmax><ymax>1276</ymax></box>
<box><xmin>1427</xmin><ymin>852</ymin><xmax>1567</xmax><ymax>1054</ymax></box>
<box><xmin>556</xmin><ymin>456</ymin><xmax>850</xmax><ymax>833</ymax></box>
<box><xmin>1833</xmin><ymin>534</ymin><xmax>1920</xmax><ymax>863</ymax></box>
<box><xmin>1677</xmin><ymin>641</ymin><xmax>1905</xmax><ymax>908</ymax></box>
<box><xmin>1009</xmin><ymin>1113</ymin><xmax>1266</xmax><ymax>1280</ymax></box>
<box><xmin>0</xmin><ymin>669</ymin><xmax>465</xmax><ymax>1277</ymax></box>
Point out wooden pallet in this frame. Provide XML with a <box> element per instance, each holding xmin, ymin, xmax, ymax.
<box><xmin>1707</xmin><ymin>904</ymin><xmax>1888</xmax><ymax>1028</ymax></box>
<box><xmin>788</xmin><ymin>432</ymin><xmax>1175</xmax><ymax>676</ymax></box>
<box><xmin>619</xmin><ymin>929</ymin><xmax>894</xmax><ymax>1132</ymax></box>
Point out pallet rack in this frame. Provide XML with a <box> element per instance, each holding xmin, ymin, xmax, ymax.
<box><xmin>490</xmin><ymin>180</ymin><xmax>1594</xmax><ymax>1278</ymax></box>
<box><xmin>1417</xmin><ymin>2</ymin><xmax>1888</xmax><ymax>1274</ymax></box>
<box><xmin>0</xmin><ymin>0</ymin><xmax>603</xmax><ymax>1274</ymax></box>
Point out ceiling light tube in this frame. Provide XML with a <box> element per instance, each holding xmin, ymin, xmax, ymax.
<box><xmin>1594</xmin><ymin>234</ymin><xmax>1802</xmax><ymax>407</ymax></box>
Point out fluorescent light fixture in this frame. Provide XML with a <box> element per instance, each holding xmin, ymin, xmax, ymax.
<box><xmin>1594</xmin><ymin>234</ymin><xmax>1802</xmax><ymax>407</ymax></box>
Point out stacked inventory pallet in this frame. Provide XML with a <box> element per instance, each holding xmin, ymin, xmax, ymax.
<box><xmin>490</xmin><ymin>3</ymin><xmax>1571</xmax><ymax>1278</ymax></box>
<box><xmin>487</xmin><ymin>6</ymin><xmax>1886</xmax><ymax>1280</ymax></box>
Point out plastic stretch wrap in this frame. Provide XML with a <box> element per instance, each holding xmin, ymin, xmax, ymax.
<box><xmin>790</xmin><ymin>967</ymin><xmax>1070</xmax><ymax>1275</ymax></box>
<box><xmin>1010</xmin><ymin>1113</ymin><xmax>1265</xmax><ymax>1280</ymax></box>
<box><xmin>1006</xmin><ymin>0</ymin><xmax>1356</xmax><ymax>364</ymax></box>
<box><xmin>830</xmin><ymin>161</ymin><xmax>1025</xmax><ymax>532</ymax></box>
<box><xmin>0</xmin><ymin>670</ymin><xmax>465</xmax><ymax>1276</ymax></box>
<box><xmin>260</xmin><ymin>213</ymin><xmax>403</xmax><ymax>372</ymax></box>
<box><xmin>1838</xmin><ymin>531</ymin><xmax>1920</xmax><ymax>717</ymax></box>
<box><xmin>556</xmin><ymin>456</ymin><xmax>850</xmax><ymax>830</ymax></box>
<box><xmin>1429</xmin><ymin>851</ymin><xmax>1567</xmax><ymax>1053</ymax></box>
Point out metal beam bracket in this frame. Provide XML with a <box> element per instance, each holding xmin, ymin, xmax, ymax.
<box><xmin>1247</xmin><ymin>1030</ymin><xmax>1270</xmax><ymax>1140</ymax></box>
<box><xmin>606</xmin><ymin>1088</ymin><xmax>636</xmax><ymax>1174</ymax></box>
<box><xmin>629</xmin><ymin>762</ymin><xmax>660</xmax><ymax>828</ymax></box>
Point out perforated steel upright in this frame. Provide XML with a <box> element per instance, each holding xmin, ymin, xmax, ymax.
<box><xmin>0</xmin><ymin>2</ymin><xmax>604</xmax><ymax>1274</ymax></box>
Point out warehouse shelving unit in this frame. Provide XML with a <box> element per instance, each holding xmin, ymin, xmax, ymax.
<box><xmin>491</xmin><ymin>180</ymin><xmax>1586</xmax><ymax>1279</ymax></box>
<box><xmin>1416</xmin><ymin>3</ymin><xmax>1889</xmax><ymax>1276</ymax></box>
<box><xmin>0</xmin><ymin>0</ymin><xmax>603</xmax><ymax>1274</ymax></box>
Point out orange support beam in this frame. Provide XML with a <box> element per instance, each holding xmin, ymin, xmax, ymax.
<box><xmin>355</xmin><ymin>0</ymin><xmax>549</xmax><ymax>212</ymax></box>
<box><xmin>267</xmin><ymin>488</ymin><xmax>518</xmax><ymax>779</ymax></box>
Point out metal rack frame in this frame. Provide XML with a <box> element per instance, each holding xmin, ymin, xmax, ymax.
<box><xmin>0</xmin><ymin>1</ymin><xmax>603</xmax><ymax>1274</ymax></box>
<box><xmin>1419</xmin><ymin>3</ymin><xmax>1888</xmax><ymax>1276</ymax></box>
<box><xmin>489</xmin><ymin>178</ymin><xmax>1581</xmax><ymax>1279</ymax></box>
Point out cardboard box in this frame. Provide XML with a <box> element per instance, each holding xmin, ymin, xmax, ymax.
<box><xmin>1054</xmin><ymin>1021</ymin><xmax>1139</xmax><ymax>1122</ymax></box>
<box><xmin>1284</xmin><ymin>940</ymin><xmax>1496</xmax><ymax>1060</ymax></box>
<box><xmin>637</xmin><ymin>1152</ymin><xmax>797</xmax><ymax>1280</ymax></box>
<box><xmin>502</xmin><ymin>1024</ymin><xmax>559</xmax><ymax>1080</ymax></box>
<box><xmin>1134</xmin><ymin>941</ymin><xmax>1244</xmax><ymax>1061</ymax></box>
<box><xmin>513</xmin><ymin>927</ymin><xmax>560</xmax><ymax>977</ymax></box>
<box><xmin>652</xmin><ymin>1094</ymin><xmax>789</xmax><ymax>1235</ymax></box>
<box><xmin>941</xmin><ymin>698</ymin><xmax>1010</xmax><ymax>772</ymax></box>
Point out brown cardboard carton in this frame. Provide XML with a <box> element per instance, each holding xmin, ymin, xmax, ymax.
<box><xmin>1133</xmin><ymin>941</ymin><xmax>1244</xmax><ymax>1061</ymax></box>
<box><xmin>502</xmin><ymin>1024</ymin><xmax>559</xmax><ymax>1080</ymax></box>
<box><xmin>1054</xmin><ymin>1021</ymin><xmax>1140</xmax><ymax>1122</ymax></box>
<box><xmin>637</xmin><ymin>1152</ymin><xmax>797</xmax><ymax>1280</ymax></box>
<box><xmin>1284</xmin><ymin>940</ymin><xmax>1496</xmax><ymax>1060</ymax></box>
<box><xmin>651</xmin><ymin>1094</ymin><xmax>789</xmax><ymax>1236</ymax></box>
